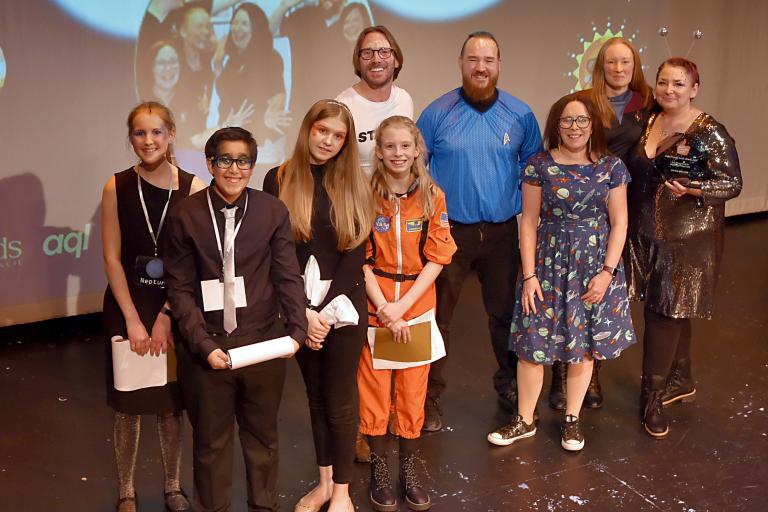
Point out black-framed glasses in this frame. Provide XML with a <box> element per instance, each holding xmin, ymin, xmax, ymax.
<box><xmin>359</xmin><ymin>47</ymin><xmax>393</xmax><ymax>60</ymax></box>
<box><xmin>559</xmin><ymin>116</ymin><xmax>591</xmax><ymax>129</ymax></box>
<box><xmin>211</xmin><ymin>155</ymin><xmax>252</xmax><ymax>170</ymax></box>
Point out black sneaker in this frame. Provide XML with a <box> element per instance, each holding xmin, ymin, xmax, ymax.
<box><xmin>487</xmin><ymin>415</ymin><xmax>537</xmax><ymax>446</ymax></box>
<box><xmin>560</xmin><ymin>414</ymin><xmax>585</xmax><ymax>451</ymax></box>
<box><xmin>422</xmin><ymin>397</ymin><xmax>442</xmax><ymax>432</ymax></box>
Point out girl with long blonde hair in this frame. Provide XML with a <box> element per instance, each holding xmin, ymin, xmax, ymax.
<box><xmin>359</xmin><ymin>116</ymin><xmax>455</xmax><ymax>511</ymax></box>
<box><xmin>263</xmin><ymin>99</ymin><xmax>373</xmax><ymax>512</ymax></box>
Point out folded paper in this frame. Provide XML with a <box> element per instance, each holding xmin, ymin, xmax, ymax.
<box><xmin>111</xmin><ymin>335</ymin><xmax>168</xmax><ymax>391</ymax></box>
<box><xmin>367</xmin><ymin>309</ymin><xmax>446</xmax><ymax>370</ymax></box>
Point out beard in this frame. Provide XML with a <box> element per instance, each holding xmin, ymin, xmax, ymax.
<box><xmin>462</xmin><ymin>72</ymin><xmax>498</xmax><ymax>103</ymax></box>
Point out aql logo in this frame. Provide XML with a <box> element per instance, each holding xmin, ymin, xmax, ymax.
<box><xmin>43</xmin><ymin>223</ymin><xmax>92</xmax><ymax>259</ymax></box>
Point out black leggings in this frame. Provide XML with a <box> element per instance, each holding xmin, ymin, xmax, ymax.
<box><xmin>296</xmin><ymin>322</ymin><xmax>366</xmax><ymax>484</ymax></box>
<box><xmin>642</xmin><ymin>308</ymin><xmax>692</xmax><ymax>379</ymax></box>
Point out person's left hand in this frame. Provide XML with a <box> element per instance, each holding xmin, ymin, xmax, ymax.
<box><xmin>581</xmin><ymin>271</ymin><xmax>613</xmax><ymax>305</ymax></box>
<box><xmin>149</xmin><ymin>312</ymin><xmax>171</xmax><ymax>356</ymax></box>
<box><xmin>664</xmin><ymin>179</ymin><xmax>701</xmax><ymax>198</ymax></box>
<box><xmin>389</xmin><ymin>319</ymin><xmax>411</xmax><ymax>344</ymax></box>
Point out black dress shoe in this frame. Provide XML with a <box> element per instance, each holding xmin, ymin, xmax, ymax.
<box><xmin>422</xmin><ymin>397</ymin><xmax>442</xmax><ymax>432</ymax></box>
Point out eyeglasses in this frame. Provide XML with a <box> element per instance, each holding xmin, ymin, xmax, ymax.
<box><xmin>558</xmin><ymin>116</ymin><xmax>591</xmax><ymax>129</ymax></box>
<box><xmin>359</xmin><ymin>47</ymin><xmax>393</xmax><ymax>60</ymax></box>
<box><xmin>211</xmin><ymin>155</ymin><xmax>252</xmax><ymax>170</ymax></box>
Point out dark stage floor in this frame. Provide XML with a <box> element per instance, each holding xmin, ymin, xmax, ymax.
<box><xmin>2</xmin><ymin>213</ymin><xmax>767</xmax><ymax>512</ymax></box>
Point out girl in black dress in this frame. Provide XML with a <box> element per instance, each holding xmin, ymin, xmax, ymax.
<box><xmin>263</xmin><ymin>99</ymin><xmax>374</xmax><ymax>512</ymax></box>
<box><xmin>101</xmin><ymin>101</ymin><xmax>205</xmax><ymax>512</ymax></box>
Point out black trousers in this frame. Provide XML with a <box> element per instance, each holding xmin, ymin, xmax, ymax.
<box><xmin>642</xmin><ymin>307</ymin><xmax>692</xmax><ymax>379</ymax></box>
<box><xmin>177</xmin><ymin>322</ymin><xmax>287</xmax><ymax>512</ymax></box>
<box><xmin>429</xmin><ymin>218</ymin><xmax>520</xmax><ymax>399</ymax></box>
<box><xmin>296</xmin><ymin>321</ymin><xmax>366</xmax><ymax>484</ymax></box>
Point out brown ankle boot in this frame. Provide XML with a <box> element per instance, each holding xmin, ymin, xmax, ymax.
<box><xmin>355</xmin><ymin>431</ymin><xmax>371</xmax><ymax>463</ymax></box>
<box><xmin>400</xmin><ymin>451</ymin><xmax>431</xmax><ymax>510</ymax></box>
<box><xmin>548</xmin><ymin>361</ymin><xmax>567</xmax><ymax>410</ymax></box>
<box><xmin>369</xmin><ymin>452</ymin><xmax>397</xmax><ymax>511</ymax></box>
<box><xmin>583</xmin><ymin>360</ymin><xmax>603</xmax><ymax>409</ymax></box>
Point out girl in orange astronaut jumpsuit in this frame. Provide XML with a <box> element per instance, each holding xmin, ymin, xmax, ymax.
<box><xmin>358</xmin><ymin>116</ymin><xmax>456</xmax><ymax>512</ymax></box>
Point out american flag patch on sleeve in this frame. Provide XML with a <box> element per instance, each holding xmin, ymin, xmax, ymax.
<box><xmin>440</xmin><ymin>212</ymin><xmax>449</xmax><ymax>227</ymax></box>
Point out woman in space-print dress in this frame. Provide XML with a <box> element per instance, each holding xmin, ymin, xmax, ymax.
<box><xmin>510</xmin><ymin>151</ymin><xmax>636</xmax><ymax>364</ymax></box>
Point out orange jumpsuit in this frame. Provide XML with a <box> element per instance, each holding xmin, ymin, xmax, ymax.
<box><xmin>358</xmin><ymin>184</ymin><xmax>456</xmax><ymax>439</ymax></box>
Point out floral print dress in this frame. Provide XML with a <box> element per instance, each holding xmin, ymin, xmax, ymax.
<box><xmin>510</xmin><ymin>152</ymin><xmax>636</xmax><ymax>364</ymax></box>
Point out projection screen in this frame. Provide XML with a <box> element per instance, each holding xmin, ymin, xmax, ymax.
<box><xmin>0</xmin><ymin>0</ymin><xmax>765</xmax><ymax>325</ymax></box>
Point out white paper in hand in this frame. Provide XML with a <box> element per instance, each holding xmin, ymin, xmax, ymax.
<box><xmin>226</xmin><ymin>336</ymin><xmax>295</xmax><ymax>369</ymax></box>
<box><xmin>302</xmin><ymin>255</ymin><xmax>331</xmax><ymax>308</ymax></box>
<box><xmin>320</xmin><ymin>294</ymin><xmax>359</xmax><ymax>329</ymax></box>
<box><xmin>111</xmin><ymin>336</ymin><xmax>168</xmax><ymax>391</ymax></box>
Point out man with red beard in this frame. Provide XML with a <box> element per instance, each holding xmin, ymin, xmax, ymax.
<box><xmin>336</xmin><ymin>25</ymin><xmax>414</xmax><ymax>176</ymax></box>
<box><xmin>416</xmin><ymin>31</ymin><xmax>542</xmax><ymax>431</ymax></box>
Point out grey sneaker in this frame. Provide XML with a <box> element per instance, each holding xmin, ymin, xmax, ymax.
<box><xmin>560</xmin><ymin>414</ymin><xmax>585</xmax><ymax>451</ymax></box>
<box><xmin>487</xmin><ymin>415</ymin><xmax>537</xmax><ymax>446</ymax></box>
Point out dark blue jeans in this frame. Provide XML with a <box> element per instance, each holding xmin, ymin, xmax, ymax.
<box><xmin>429</xmin><ymin>218</ymin><xmax>520</xmax><ymax>400</ymax></box>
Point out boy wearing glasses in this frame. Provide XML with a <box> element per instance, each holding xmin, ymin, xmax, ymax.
<box><xmin>163</xmin><ymin>127</ymin><xmax>308</xmax><ymax>511</ymax></box>
<box><xmin>336</xmin><ymin>25</ymin><xmax>413</xmax><ymax>176</ymax></box>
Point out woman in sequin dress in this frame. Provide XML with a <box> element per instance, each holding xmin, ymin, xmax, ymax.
<box><xmin>626</xmin><ymin>58</ymin><xmax>742</xmax><ymax>438</ymax></box>
<box><xmin>487</xmin><ymin>93</ymin><xmax>636</xmax><ymax>452</ymax></box>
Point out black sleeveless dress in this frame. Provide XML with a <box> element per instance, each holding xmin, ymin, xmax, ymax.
<box><xmin>103</xmin><ymin>168</ymin><xmax>193</xmax><ymax>414</ymax></box>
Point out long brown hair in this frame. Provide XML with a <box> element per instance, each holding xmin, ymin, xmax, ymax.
<box><xmin>589</xmin><ymin>37</ymin><xmax>653</xmax><ymax>128</ymax></box>
<box><xmin>371</xmin><ymin>116</ymin><xmax>435</xmax><ymax>219</ymax></box>
<box><xmin>543</xmin><ymin>93</ymin><xmax>608</xmax><ymax>163</ymax></box>
<box><xmin>278</xmin><ymin>100</ymin><xmax>373</xmax><ymax>250</ymax></box>
<box><xmin>127</xmin><ymin>101</ymin><xmax>177</xmax><ymax>164</ymax></box>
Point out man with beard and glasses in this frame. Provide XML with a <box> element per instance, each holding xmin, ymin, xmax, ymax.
<box><xmin>416</xmin><ymin>31</ymin><xmax>542</xmax><ymax>431</ymax></box>
<box><xmin>336</xmin><ymin>25</ymin><xmax>414</xmax><ymax>176</ymax></box>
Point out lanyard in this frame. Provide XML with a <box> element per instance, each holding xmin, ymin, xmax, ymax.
<box><xmin>137</xmin><ymin>168</ymin><xmax>173</xmax><ymax>257</ymax></box>
<box><xmin>206</xmin><ymin>189</ymin><xmax>249</xmax><ymax>265</ymax></box>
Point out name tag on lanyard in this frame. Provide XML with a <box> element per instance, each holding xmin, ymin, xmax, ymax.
<box><xmin>202</xmin><ymin>189</ymin><xmax>249</xmax><ymax>312</ymax></box>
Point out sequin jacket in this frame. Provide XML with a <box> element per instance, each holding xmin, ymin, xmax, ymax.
<box><xmin>625</xmin><ymin>112</ymin><xmax>742</xmax><ymax>319</ymax></box>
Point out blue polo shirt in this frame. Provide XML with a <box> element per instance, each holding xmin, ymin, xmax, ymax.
<box><xmin>417</xmin><ymin>88</ymin><xmax>542</xmax><ymax>224</ymax></box>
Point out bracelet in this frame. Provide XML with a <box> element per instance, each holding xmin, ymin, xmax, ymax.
<box><xmin>601</xmin><ymin>264</ymin><xmax>618</xmax><ymax>277</ymax></box>
<box><xmin>522</xmin><ymin>273</ymin><xmax>537</xmax><ymax>282</ymax></box>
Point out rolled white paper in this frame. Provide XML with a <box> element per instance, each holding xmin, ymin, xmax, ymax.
<box><xmin>111</xmin><ymin>335</ymin><xmax>168</xmax><ymax>391</ymax></box>
<box><xmin>227</xmin><ymin>336</ymin><xmax>295</xmax><ymax>369</ymax></box>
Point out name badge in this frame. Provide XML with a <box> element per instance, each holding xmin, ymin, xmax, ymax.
<box><xmin>406</xmin><ymin>219</ymin><xmax>423</xmax><ymax>233</ymax></box>
<box><xmin>134</xmin><ymin>255</ymin><xmax>165</xmax><ymax>288</ymax></box>
<box><xmin>201</xmin><ymin>276</ymin><xmax>247</xmax><ymax>312</ymax></box>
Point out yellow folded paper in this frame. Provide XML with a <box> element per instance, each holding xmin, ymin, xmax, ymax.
<box><xmin>373</xmin><ymin>321</ymin><xmax>432</xmax><ymax>362</ymax></box>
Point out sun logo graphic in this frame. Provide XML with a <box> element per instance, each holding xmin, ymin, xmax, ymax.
<box><xmin>566</xmin><ymin>20</ymin><xmax>645</xmax><ymax>92</ymax></box>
